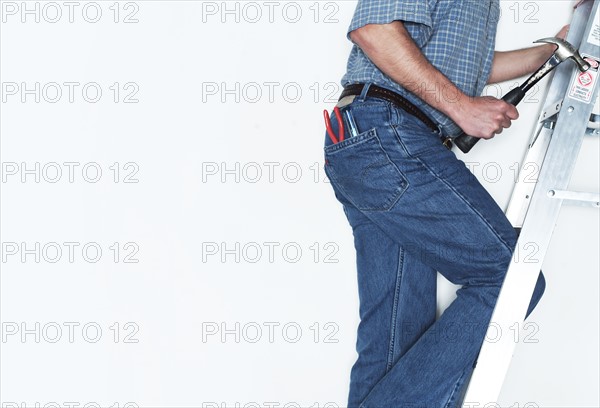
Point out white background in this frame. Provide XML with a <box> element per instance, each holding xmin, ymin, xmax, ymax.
<box><xmin>0</xmin><ymin>0</ymin><xmax>598</xmax><ymax>407</ymax></box>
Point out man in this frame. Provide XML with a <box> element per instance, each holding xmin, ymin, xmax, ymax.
<box><xmin>322</xmin><ymin>1</ymin><xmax>567</xmax><ymax>407</ymax></box>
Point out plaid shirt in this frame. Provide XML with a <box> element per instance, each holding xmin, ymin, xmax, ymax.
<box><xmin>341</xmin><ymin>0</ymin><xmax>500</xmax><ymax>137</ymax></box>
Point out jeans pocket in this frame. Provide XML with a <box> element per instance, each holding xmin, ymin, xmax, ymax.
<box><xmin>324</xmin><ymin>127</ymin><xmax>408</xmax><ymax>211</ymax></box>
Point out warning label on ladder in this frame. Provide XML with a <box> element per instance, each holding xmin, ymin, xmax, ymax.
<box><xmin>568</xmin><ymin>56</ymin><xmax>599</xmax><ymax>103</ymax></box>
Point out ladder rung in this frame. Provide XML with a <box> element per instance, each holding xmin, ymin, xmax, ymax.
<box><xmin>547</xmin><ymin>189</ymin><xmax>600</xmax><ymax>207</ymax></box>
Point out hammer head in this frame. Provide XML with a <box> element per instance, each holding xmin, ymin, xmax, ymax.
<box><xmin>535</xmin><ymin>37</ymin><xmax>591</xmax><ymax>71</ymax></box>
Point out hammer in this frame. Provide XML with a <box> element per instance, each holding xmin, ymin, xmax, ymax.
<box><xmin>455</xmin><ymin>37</ymin><xmax>591</xmax><ymax>153</ymax></box>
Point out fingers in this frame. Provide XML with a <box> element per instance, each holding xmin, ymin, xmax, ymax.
<box><xmin>505</xmin><ymin>103</ymin><xmax>519</xmax><ymax>120</ymax></box>
<box><xmin>493</xmin><ymin>101</ymin><xmax>517</xmax><ymax>132</ymax></box>
<box><xmin>556</xmin><ymin>24</ymin><xmax>570</xmax><ymax>39</ymax></box>
<box><xmin>485</xmin><ymin>102</ymin><xmax>517</xmax><ymax>138</ymax></box>
<box><xmin>453</xmin><ymin>96</ymin><xmax>520</xmax><ymax>139</ymax></box>
<box><xmin>500</xmin><ymin>110</ymin><xmax>516</xmax><ymax>131</ymax></box>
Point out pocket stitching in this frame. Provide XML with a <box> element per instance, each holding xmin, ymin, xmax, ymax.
<box><xmin>324</xmin><ymin>128</ymin><xmax>409</xmax><ymax>212</ymax></box>
<box><xmin>323</xmin><ymin>128</ymin><xmax>377</xmax><ymax>154</ymax></box>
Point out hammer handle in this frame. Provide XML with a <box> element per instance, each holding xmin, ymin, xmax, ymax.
<box><xmin>454</xmin><ymin>87</ymin><xmax>527</xmax><ymax>153</ymax></box>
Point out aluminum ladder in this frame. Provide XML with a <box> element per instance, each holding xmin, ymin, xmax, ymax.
<box><xmin>461</xmin><ymin>0</ymin><xmax>600</xmax><ymax>404</ymax></box>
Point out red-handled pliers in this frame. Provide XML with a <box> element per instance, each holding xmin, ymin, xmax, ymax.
<box><xmin>323</xmin><ymin>107</ymin><xmax>345</xmax><ymax>144</ymax></box>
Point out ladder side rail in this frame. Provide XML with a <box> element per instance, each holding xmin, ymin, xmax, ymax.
<box><xmin>462</xmin><ymin>1</ymin><xmax>600</xmax><ymax>405</ymax></box>
<box><xmin>505</xmin><ymin>0</ymin><xmax>596</xmax><ymax>227</ymax></box>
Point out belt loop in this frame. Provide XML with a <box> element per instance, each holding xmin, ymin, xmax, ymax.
<box><xmin>357</xmin><ymin>82</ymin><xmax>372</xmax><ymax>102</ymax></box>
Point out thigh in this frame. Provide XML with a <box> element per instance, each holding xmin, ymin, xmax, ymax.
<box><xmin>344</xmin><ymin>204</ymin><xmax>438</xmax><ymax>361</ymax></box>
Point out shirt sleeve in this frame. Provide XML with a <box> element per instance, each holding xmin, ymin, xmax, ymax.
<box><xmin>347</xmin><ymin>0</ymin><xmax>437</xmax><ymax>39</ymax></box>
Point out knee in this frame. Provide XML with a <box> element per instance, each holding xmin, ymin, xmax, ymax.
<box><xmin>479</xmin><ymin>245</ymin><xmax>513</xmax><ymax>287</ymax></box>
<box><xmin>482</xmin><ymin>229</ymin><xmax>519</xmax><ymax>286</ymax></box>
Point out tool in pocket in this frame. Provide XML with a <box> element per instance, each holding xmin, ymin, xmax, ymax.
<box><xmin>324</xmin><ymin>106</ymin><xmax>344</xmax><ymax>144</ymax></box>
<box><xmin>323</xmin><ymin>106</ymin><xmax>359</xmax><ymax>144</ymax></box>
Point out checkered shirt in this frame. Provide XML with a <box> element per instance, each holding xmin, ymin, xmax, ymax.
<box><xmin>341</xmin><ymin>0</ymin><xmax>501</xmax><ymax>137</ymax></box>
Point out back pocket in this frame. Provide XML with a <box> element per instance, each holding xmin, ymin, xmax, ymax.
<box><xmin>324</xmin><ymin>128</ymin><xmax>408</xmax><ymax>211</ymax></box>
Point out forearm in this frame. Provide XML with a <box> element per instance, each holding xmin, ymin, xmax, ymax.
<box><xmin>349</xmin><ymin>21</ymin><xmax>466</xmax><ymax>119</ymax></box>
<box><xmin>487</xmin><ymin>44</ymin><xmax>556</xmax><ymax>84</ymax></box>
<box><xmin>349</xmin><ymin>20</ymin><xmax>518</xmax><ymax>139</ymax></box>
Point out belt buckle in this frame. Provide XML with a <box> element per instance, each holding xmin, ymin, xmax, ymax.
<box><xmin>441</xmin><ymin>136</ymin><xmax>453</xmax><ymax>150</ymax></box>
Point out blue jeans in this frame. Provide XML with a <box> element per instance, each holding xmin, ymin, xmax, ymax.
<box><xmin>323</xmin><ymin>84</ymin><xmax>546</xmax><ymax>408</ymax></box>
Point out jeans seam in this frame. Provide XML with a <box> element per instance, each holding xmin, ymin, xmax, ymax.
<box><xmin>390</xmin><ymin>125</ymin><xmax>514</xmax><ymax>254</ymax></box>
<box><xmin>443</xmin><ymin>366</ymin><xmax>470</xmax><ymax>408</ymax></box>
<box><xmin>386</xmin><ymin>247</ymin><xmax>405</xmax><ymax>371</ymax></box>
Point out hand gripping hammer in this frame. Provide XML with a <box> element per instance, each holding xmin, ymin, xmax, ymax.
<box><xmin>454</xmin><ymin>37</ymin><xmax>591</xmax><ymax>153</ymax></box>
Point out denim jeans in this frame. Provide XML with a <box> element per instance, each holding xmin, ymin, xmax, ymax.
<box><xmin>323</xmin><ymin>84</ymin><xmax>546</xmax><ymax>408</ymax></box>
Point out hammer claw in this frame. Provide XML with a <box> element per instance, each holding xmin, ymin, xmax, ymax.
<box><xmin>534</xmin><ymin>37</ymin><xmax>590</xmax><ymax>71</ymax></box>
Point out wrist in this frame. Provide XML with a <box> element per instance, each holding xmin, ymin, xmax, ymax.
<box><xmin>444</xmin><ymin>90</ymin><xmax>472</xmax><ymax>123</ymax></box>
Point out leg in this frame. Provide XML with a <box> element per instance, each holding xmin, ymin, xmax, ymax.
<box><xmin>323</xmin><ymin>96</ymin><xmax>546</xmax><ymax>407</ymax></box>
<box><xmin>341</xmin><ymin>203</ymin><xmax>437</xmax><ymax>408</ymax></box>
<box><xmin>324</xmin><ymin>98</ymin><xmax>438</xmax><ymax>406</ymax></box>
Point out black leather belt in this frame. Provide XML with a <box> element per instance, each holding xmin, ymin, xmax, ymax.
<box><xmin>339</xmin><ymin>83</ymin><xmax>453</xmax><ymax>149</ymax></box>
